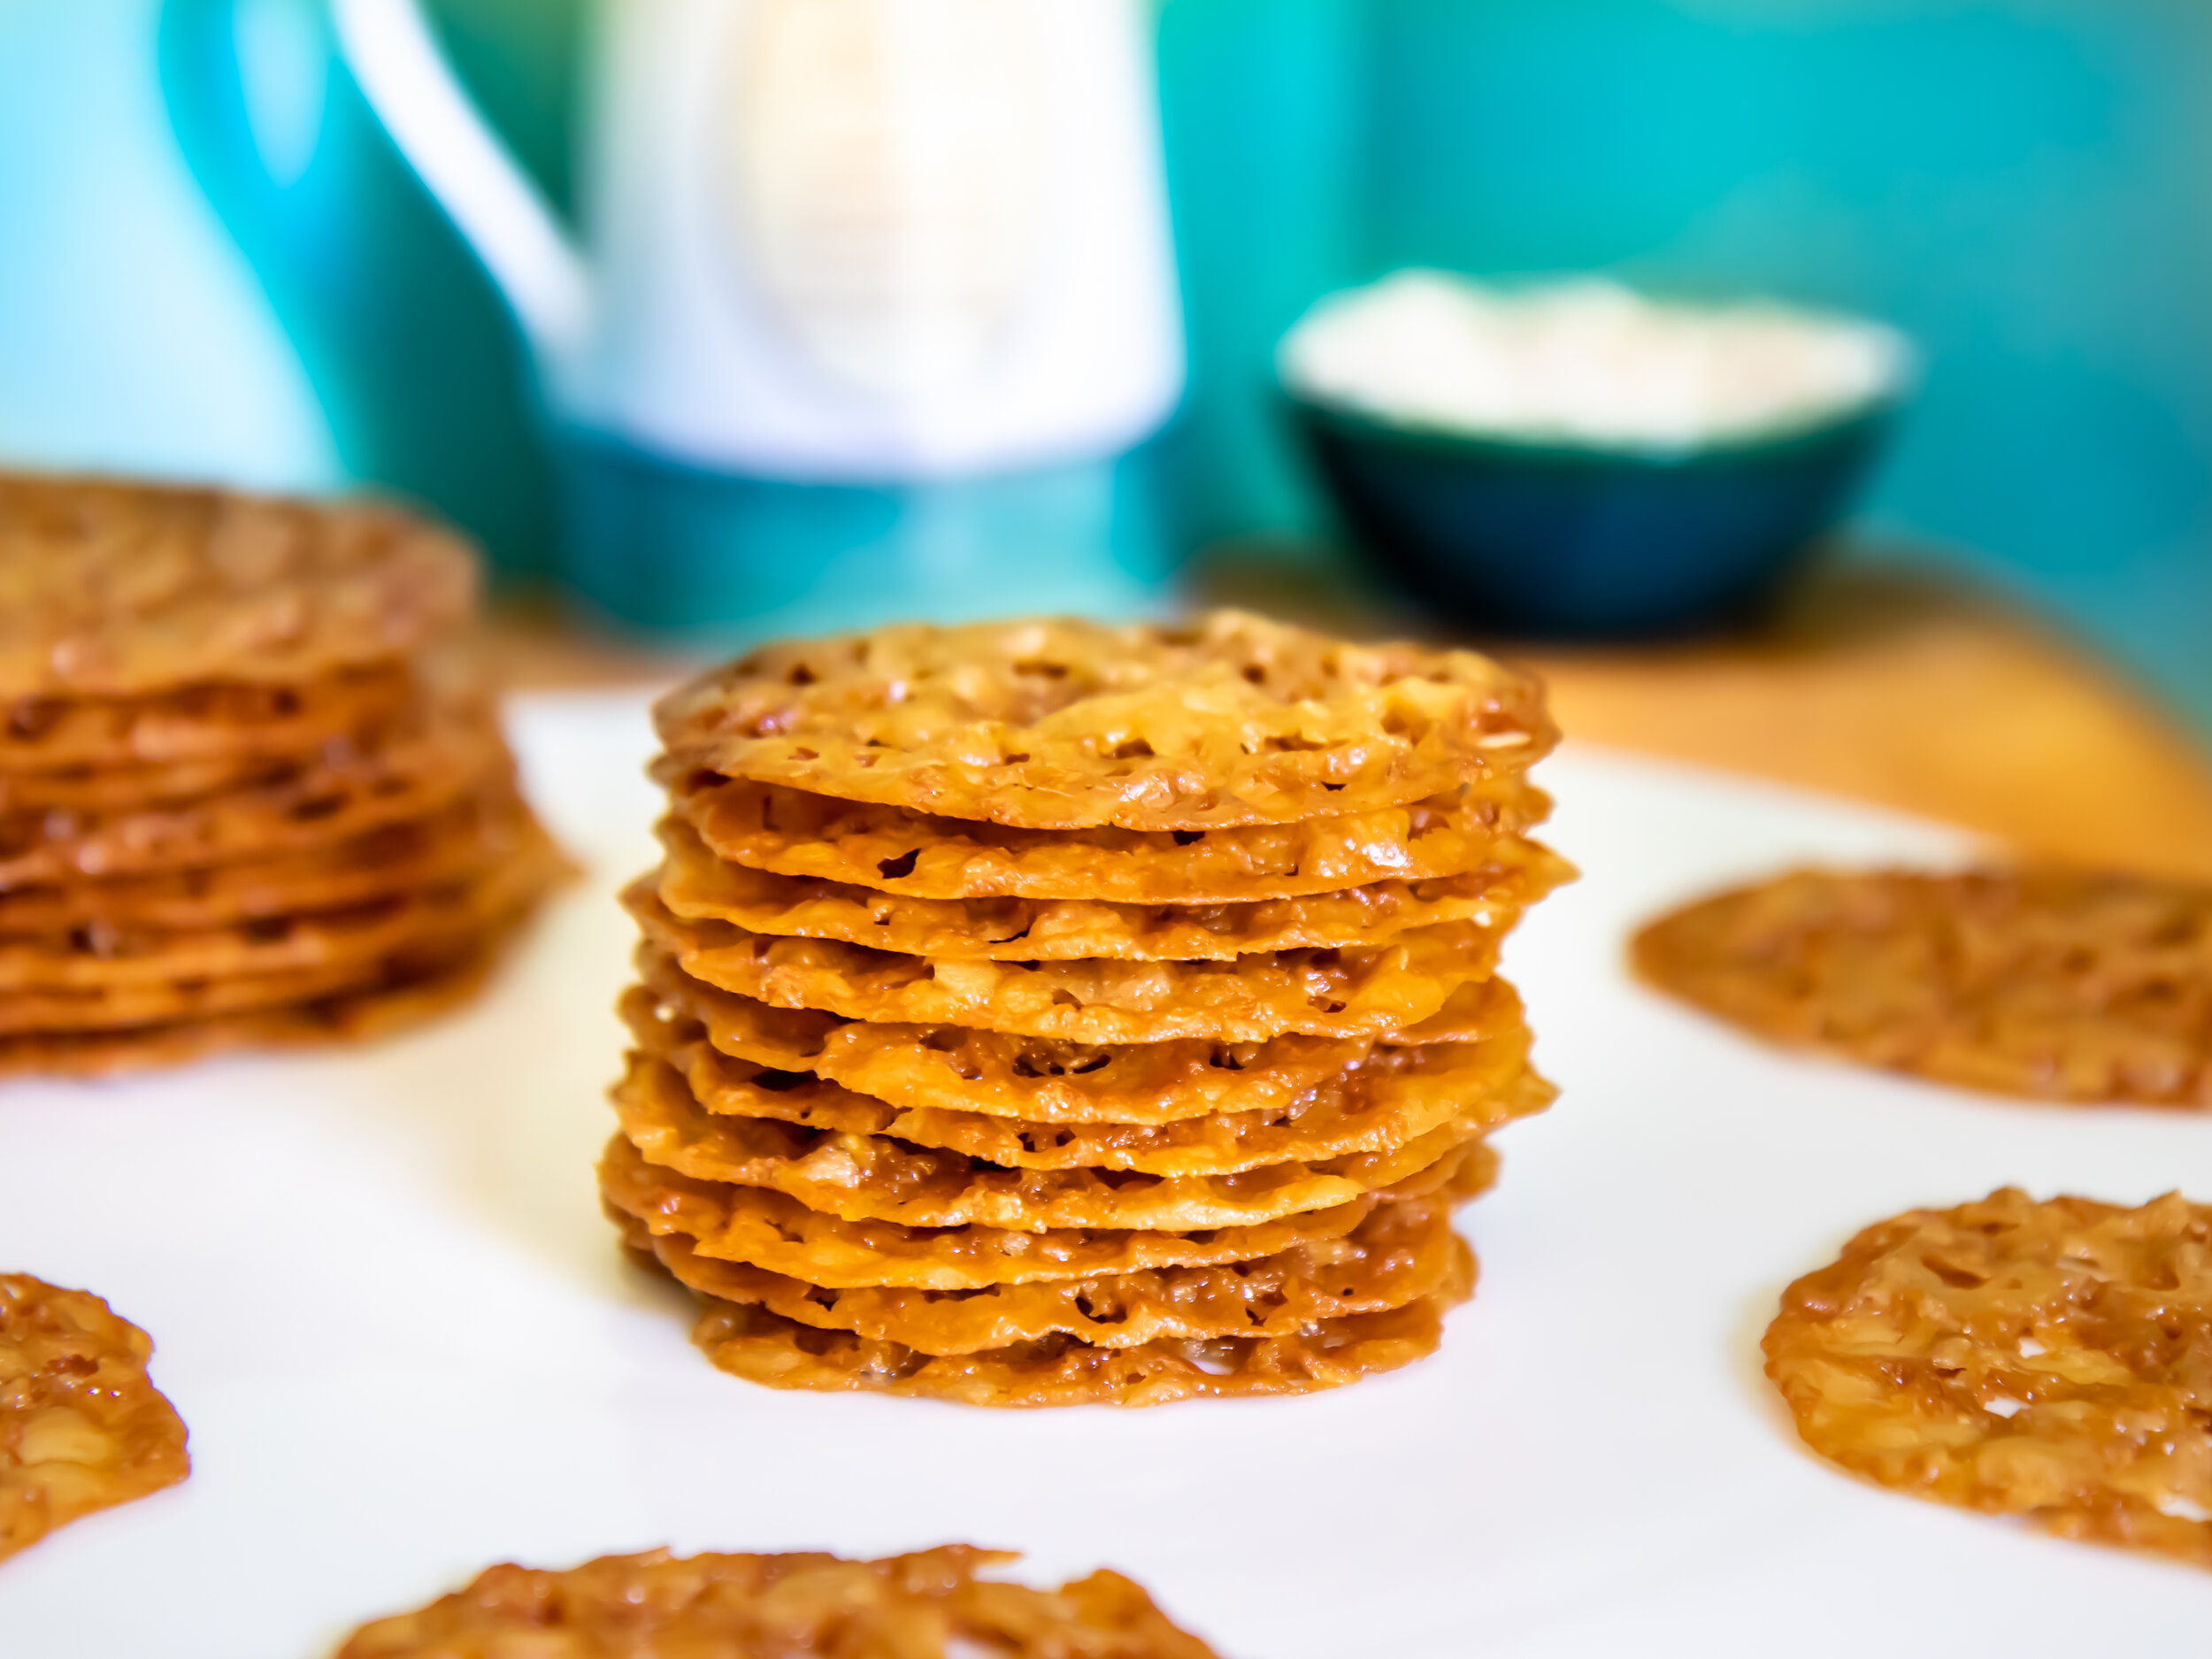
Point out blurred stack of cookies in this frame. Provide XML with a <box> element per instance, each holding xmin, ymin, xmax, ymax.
<box><xmin>0</xmin><ymin>472</ymin><xmax>565</xmax><ymax>1076</ymax></box>
<box><xmin>605</xmin><ymin>612</ymin><xmax>1568</xmax><ymax>1406</ymax></box>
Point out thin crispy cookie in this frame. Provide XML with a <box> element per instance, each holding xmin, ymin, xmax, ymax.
<box><xmin>611</xmin><ymin>1049</ymin><xmax>1489</xmax><ymax>1232</ymax></box>
<box><xmin>629</xmin><ymin>884</ymin><xmax>1502</xmax><ymax>1044</ymax></box>
<box><xmin>599</xmin><ymin>1132</ymin><xmax>1494</xmax><ymax>1290</ymax></box>
<box><xmin>1768</xmin><ymin>1188</ymin><xmax>2212</xmax><ymax>1570</ymax></box>
<box><xmin>663</xmin><ymin>769</ymin><xmax>1555</xmax><ymax>903</ymax></box>
<box><xmin>0</xmin><ymin>705</ymin><xmax>510</xmax><ymax>887</ymax></box>
<box><xmin>0</xmin><ymin>663</ymin><xmax>414</xmax><ymax>774</ymax></box>
<box><xmin>652</xmin><ymin>611</ymin><xmax>1554</xmax><ymax>831</ymax></box>
<box><xmin>0</xmin><ymin>827</ymin><xmax>565</xmax><ymax>1036</ymax></box>
<box><xmin>1</xmin><ymin>1276</ymin><xmax>188</xmax><ymax>1561</ymax></box>
<box><xmin>0</xmin><ymin>473</ymin><xmax>475</xmax><ymax>696</ymax></box>
<box><xmin>335</xmin><ymin>1545</ymin><xmax>1223</xmax><ymax>1659</ymax></box>
<box><xmin>617</xmin><ymin>1192</ymin><xmax>1471</xmax><ymax>1353</ymax></box>
<box><xmin>636</xmin><ymin>944</ymin><xmax>1523</xmax><ymax>1124</ymax></box>
<box><xmin>654</xmin><ymin>814</ymin><xmax>1571</xmax><ymax>960</ymax></box>
<box><xmin>620</xmin><ymin>982</ymin><xmax>1548</xmax><ymax>1174</ymax></box>
<box><xmin>0</xmin><ymin>786</ymin><xmax>529</xmax><ymax>934</ymax></box>
<box><xmin>1634</xmin><ymin>866</ymin><xmax>2212</xmax><ymax>1106</ymax></box>
<box><xmin>672</xmin><ymin>1253</ymin><xmax>1475</xmax><ymax>1407</ymax></box>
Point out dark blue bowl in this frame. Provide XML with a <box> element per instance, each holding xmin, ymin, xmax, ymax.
<box><xmin>1287</xmin><ymin>393</ymin><xmax>1897</xmax><ymax>639</ymax></box>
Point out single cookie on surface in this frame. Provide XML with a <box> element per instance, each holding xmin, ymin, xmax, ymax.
<box><xmin>652</xmin><ymin>611</ymin><xmax>1555</xmax><ymax>831</ymax></box>
<box><xmin>1632</xmin><ymin>865</ymin><xmax>2212</xmax><ymax>1106</ymax></box>
<box><xmin>335</xmin><ymin>1544</ymin><xmax>1223</xmax><ymax>1659</ymax></box>
<box><xmin>1</xmin><ymin>1275</ymin><xmax>188</xmax><ymax>1561</ymax></box>
<box><xmin>1765</xmin><ymin>1187</ymin><xmax>2212</xmax><ymax>1569</ymax></box>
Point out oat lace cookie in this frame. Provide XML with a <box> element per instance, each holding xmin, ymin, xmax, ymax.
<box><xmin>1634</xmin><ymin>865</ymin><xmax>2212</xmax><ymax>1106</ymax></box>
<box><xmin>0</xmin><ymin>931</ymin><xmax>519</xmax><ymax>1079</ymax></box>
<box><xmin>601</xmin><ymin>1132</ymin><xmax>1493</xmax><ymax>1292</ymax></box>
<box><xmin>0</xmin><ymin>787</ymin><xmax>526</xmax><ymax>934</ymax></box>
<box><xmin>0</xmin><ymin>473</ymin><xmax>475</xmax><ymax>696</ymax></box>
<box><xmin>631</xmin><ymin>885</ymin><xmax>1501</xmax><ymax>1044</ymax></box>
<box><xmin>621</xmin><ymin>983</ymin><xmax>1548</xmax><ymax>1174</ymax></box>
<box><xmin>1</xmin><ymin>1275</ymin><xmax>188</xmax><ymax>1561</ymax></box>
<box><xmin>655</xmin><ymin>813</ymin><xmax>1571</xmax><ymax>960</ymax></box>
<box><xmin>635</xmin><ymin>945</ymin><xmax>1523</xmax><ymax>1125</ymax></box>
<box><xmin>618</xmin><ymin>1193</ymin><xmax>1469</xmax><ymax>1353</ymax></box>
<box><xmin>334</xmin><ymin>1545</ymin><xmax>1223</xmax><ymax>1659</ymax></box>
<box><xmin>681</xmin><ymin>1256</ymin><xmax>1474</xmax><ymax>1407</ymax></box>
<box><xmin>664</xmin><ymin>767</ymin><xmax>1555</xmax><ymax>903</ymax></box>
<box><xmin>611</xmin><ymin>609</ymin><xmax>1564</xmax><ymax>1404</ymax></box>
<box><xmin>1765</xmin><ymin>1187</ymin><xmax>2212</xmax><ymax>1569</ymax></box>
<box><xmin>612</xmin><ymin>1049</ymin><xmax>1486</xmax><ymax>1232</ymax></box>
<box><xmin>652</xmin><ymin>611</ymin><xmax>1555</xmax><ymax>831</ymax></box>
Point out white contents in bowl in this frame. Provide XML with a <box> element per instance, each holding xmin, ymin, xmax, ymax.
<box><xmin>1279</xmin><ymin>271</ymin><xmax>1906</xmax><ymax>450</ymax></box>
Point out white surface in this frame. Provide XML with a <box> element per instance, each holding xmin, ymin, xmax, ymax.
<box><xmin>1280</xmin><ymin>271</ymin><xmax>1905</xmax><ymax>449</ymax></box>
<box><xmin>1</xmin><ymin>692</ymin><xmax>2206</xmax><ymax>1658</ymax></box>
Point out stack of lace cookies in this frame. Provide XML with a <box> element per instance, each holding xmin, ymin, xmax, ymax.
<box><xmin>0</xmin><ymin>472</ymin><xmax>565</xmax><ymax>1076</ymax></box>
<box><xmin>606</xmin><ymin>611</ymin><xmax>1569</xmax><ymax>1407</ymax></box>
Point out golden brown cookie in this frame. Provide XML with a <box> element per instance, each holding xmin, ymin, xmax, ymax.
<box><xmin>0</xmin><ymin>474</ymin><xmax>475</xmax><ymax>697</ymax></box>
<box><xmin>662</xmin><ymin>767</ymin><xmax>1555</xmax><ymax>902</ymax></box>
<box><xmin>0</xmin><ymin>928</ymin><xmax>530</xmax><ymax>1079</ymax></box>
<box><xmin>334</xmin><ymin>1544</ymin><xmax>1223</xmax><ymax>1659</ymax></box>
<box><xmin>0</xmin><ymin>701</ymin><xmax>511</xmax><ymax>887</ymax></box>
<box><xmin>620</xmin><ymin>982</ymin><xmax>1548</xmax><ymax>1175</ymax></box>
<box><xmin>651</xmin><ymin>611</ymin><xmax>1554</xmax><ymax>831</ymax></box>
<box><xmin>1</xmin><ymin>1275</ymin><xmax>188</xmax><ymax>1561</ymax></box>
<box><xmin>629</xmin><ymin>885</ymin><xmax>1500</xmax><ymax>1044</ymax></box>
<box><xmin>0</xmin><ymin>786</ymin><xmax>530</xmax><ymax>934</ymax></box>
<box><xmin>654</xmin><ymin>814</ymin><xmax>1571</xmax><ymax>961</ymax></box>
<box><xmin>611</xmin><ymin>1050</ymin><xmax>1487</xmax><ymax>1232</ymax></box>
<box><xmin>0</xmin><ymin>816</ymin><xmax>562</xmax><ymax>992</ymax></box>
<box><xmin>0</xmin><ymin>828</ymin><xmax>565</xmax><ymax>1034</ymax></box>
<box><xmin>1634</xmin><ymin>866</ymin><xmax>2212</xmax><ymax>1106</ymax></box>
<box><xmin>618</xmin><ymin>1191</ymin><xmax>1470</xmax><ymax>1353</ymax></box>
<box><xmin>600</xmin><ymin>1132</ymin><xmax>1494</xmax><ymax>1290</ymax></box>
<box><xmin>1766</xmin><ymin>1187</ymin><xmax>2212</xmax><ymax>1570</ymax></box>
<box><xmin>0</xmin><ymin>663</ymin><xmax>417</xmax><ymax>774</ymax></box>
<box><xmin>675</xmin><ymin>1256</ymin><xmax>1475</xmax><ymax>1406</ymax></box>
<box><xmin>636</xmin><ymin>945</ymin><xmax>1520</xmax><ymax>1124</ymax></box>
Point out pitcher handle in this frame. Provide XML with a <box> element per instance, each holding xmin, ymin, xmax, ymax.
<box><xmin>332</xmin><ymin>0</ymin><xmax>588</xmax><ymax>356</ymax></box>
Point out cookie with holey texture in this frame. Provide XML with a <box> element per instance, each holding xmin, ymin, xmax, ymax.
<box><xmin>1</xmin><ymin>1275</ymin><xmax>188</xmax><ymax>1560</ymax></box>
<box><xmin>654</xmin><ymin>813</ymin><xmax>1571</xmax><ymax>960</ymax></box>
<box><xmin>629</xmin><ymin>885</ymin><xmax>1502</xmax><ymax>1045</ymax></box>
<box><xmin>0</xmin><ymin>474</ymin><xmax>475</xmax><ymax>697</ymax></box>
<box><xmin>620</xmin><ymin>980</ymin><xmax>1548</xmax><ymax>1174</ymax></box>
<box><xmin>1634</xmin><ymin>866</ymin><xmax>2212</xmax><ymax>1105</ymax></box>
<box><xmin>600</xmin><ymin>1131</ymin><xmax>1492</xmax><ymax>1290</ymax></box>
<box><xmin>0</xmin><ymin>664</ymin><xmax>415</xmax><ymax>773</ymax></box>
<box><xmin>662</xmin><ymin>767</ymin><xmax>1555</xmax><ymax>902</ymax></box>
<box><xmin>617</xmin><ymin>1189</ymin><xmax>1470</xmax><ymax>1353</ymax></box>
<box><xmin>1765</xmin><ymin>1187</ymin><xmax>2212</xmax><ymax>1569</ymax></box>
<box><xmin>634</xmin><ymin>945</ymin><xmax>1521</xmax><ymax>1124</ymax></box>
<box><xmin>675</xmin><ymin>1252</ymin><xmax>1475</xmax><ymax>1407</ymax></box>
<box><xmin>611</xmin><ymin>1049</ymin><xmax>1488</xmax><ymax>1232</ymax></box>
<box><xmin>652</xmin><ymin>611</ymin><xmax>1554</xmax><ymax>831</ymax></box>
<box><xmin>336</xmin><ymin>1545</ymin><xmax>1222</xmax><ymax>1659</ymax></box>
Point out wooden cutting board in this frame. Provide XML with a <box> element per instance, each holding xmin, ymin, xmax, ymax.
<box><xmin>480</xmin><ymin>563</ymin><xmax>2212</xmax><ymax>882</ymax></box>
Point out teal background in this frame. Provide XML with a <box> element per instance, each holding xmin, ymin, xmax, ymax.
<box><xmin>0</xmin><ymin>0</ymin><xmax>2207</xmax><ymax>724</ymax></box>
